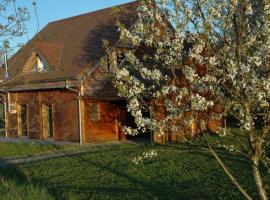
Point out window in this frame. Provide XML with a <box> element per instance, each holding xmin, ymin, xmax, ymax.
<box><xmin>105</xmin><ymin>51</ymin><xmax>126</xmax><ymax>70</ymax></box>
<box><xmin>90</xmin><ymin>103</ymin><xmax>100</xmax><ymax>121</ymax></box>
<box><xmin>33</xmin><ymin>60</ymin><xmax>38</xmax><ymax>72</ymax></box>
<box><xmin>33</xmin><ymin>57</ymin><xmax>46</xmax><ymax>72</ymax></box>
<box><xmin>117</xmin><ymin>52</ymin><xmax>125</xmax><ymax>66</ymax></box>
<box><xmin>105</xmin><ymin>55</ymin><xmax>111</xmax><ymax>70</ymax></box>
<box><xmin>9</xmin><ymin>102</ymin><xmax>17</xmax><ymax>114</ymax></box>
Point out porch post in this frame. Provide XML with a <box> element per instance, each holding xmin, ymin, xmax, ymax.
<box><xmin>78</xmin><ymin>84</ymin><xmax>85</xmax><ymax>146</ymax></box>
<box><xmin>4</xmin><ymin>96</ymin><xmax>8</xmax><ymax>138</ymax></box>
<box><xmin>149</xmin><ymin>102</ymin><xmax>154</xmax><ymax>144</ymax></box>
<box><xmin>17</xmin><ymin>104</ymin><xmax>22</xmax><ymax>142</ymax></box>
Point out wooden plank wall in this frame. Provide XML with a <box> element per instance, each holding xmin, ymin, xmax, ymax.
<box><xmin>84</xmin><ymin>100</ymin><xmax>126</xmax><ymax>143</ymax></box>
<box><xmin>7</xmin><ymin>89</ymin><xmax>79</xmax><ymax>142</ymax></box>
<box><xmin>152</xmin><ymin>101</ymin><xmax>224</xmax><ymax>144</ymax></box>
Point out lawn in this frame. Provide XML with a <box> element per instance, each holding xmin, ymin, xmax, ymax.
<box><xmin>0</xmin><ymin>142</ymin><xmax>81</xmax><ymax>158</ymax></box>
<box><xmin>0</xmin><ymin>142</ymin><xmax>268</xmax><ymax>200</ymax></box>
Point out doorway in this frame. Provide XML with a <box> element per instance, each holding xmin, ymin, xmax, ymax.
<box><xmin>18</xmin><ymin>104</ymin><xmax>28</xmax><ymax>137</ymax></box>
<box><xmin>21</xmin><ymin>105</ymin><xmax>28</xmax><ymax>137</ymax></box>
<box><xmin>42</xmin><ymin>104</ymin><xmax>54</xmax><ymax>138</ymax></box>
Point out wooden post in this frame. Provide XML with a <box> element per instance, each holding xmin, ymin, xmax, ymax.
<box><xmin>78</xmin><ymin>84</ymin><xmax>85</xmax><ymax>145</ymax></box>
<box><xmin>149</xmin><ymin>102</ymin><xmax>154</xmax><ymax>144</ymax></box>
<box><xmin>38</xmin><ymin>92</ymin><xmax>43</xmax><ymax>140</ymax></box>
<box><xmin>51</xmin><ymin>104</ymin><xmax>55</xmax><ymax>139</ymax></box>
<box><xmin>115</xmin><ymin>119</ymin><xmax>119</xmax><ymax>141</ymax></box>
<box><xmin>26</xmin><ymin>105</ymin><xmax>29</xmax><ymax>138</ymax></box>
<box><xmin>115</xmin><ymin>105</ymin><xmax>119</xmax><ymax>141</ymax></box>
<box><xmin>4</xmin><ymin>96</ymin><xmax>8</xmax><ymax>138</ymax></box>
<box><xmin>224</xmin><ymin>116</ymin><xmax>227</xmax><ymax>136</ymax></box>
<box><xmin>42</xmin><ymin>104</ymin><xmax>49</xmax><ymax>139</ymax></box>
<box><xmin>17</xmin><ymin>104</ymin><xmax>22</xmax><ymax>143</ymax></box>
<box><xmin>79</xmin><ymin>97</ymin><xmax>85</xmax><ymax>145</ymax></box>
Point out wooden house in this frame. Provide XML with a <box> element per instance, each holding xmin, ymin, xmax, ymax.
<box><xmin>0</xmin><ymin>2</ymin><xmax>139</xmax><ymax>144</ymax></box>
<box><xmin>0</xmin><ymin>1</ymin><xmax>223</xmax><ymax>144</ymax></box>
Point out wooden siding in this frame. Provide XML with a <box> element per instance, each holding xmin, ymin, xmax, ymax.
<box><xmin>6</xmin><ymin>93</ymin><xmax>19</xmax><ymax>138</ymax></box>
<box><xmin>6</xmin><ymin>91</ymin><xmax>128</xmax><ymax>143</ymax></box>
<box><xmin>152</xmin><ymin>100</ymin><xmax>224</xmax><ymax>144</ymax></box>
<box><xmin>7</xmin><ymin>89</ymin><xmax>79</xmax><ymax>142</ymax></box>
<box><xmin>84</xmin><ymin>100</ymin><xmax>126</xmax><ymax>143</ymax></box>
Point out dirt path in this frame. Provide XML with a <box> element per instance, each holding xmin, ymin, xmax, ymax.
<box><xmin>0</xmin><ymin>141</ymin><xmax>124</xmax><ymax>168</ymax></box>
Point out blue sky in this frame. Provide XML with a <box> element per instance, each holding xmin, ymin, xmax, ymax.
<box><xmin>10</xmin><ymin>0</ymin><xmax>134</xmax><ymax>54</ymax></box>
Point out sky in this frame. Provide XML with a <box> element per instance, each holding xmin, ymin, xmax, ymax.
<box><xmin>10</xmin><ymin>0</ymin><xmax>134</xmax><ymax>54</ymax></box>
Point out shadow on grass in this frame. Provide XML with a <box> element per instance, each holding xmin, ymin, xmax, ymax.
<box><xmin>0</xmin><ymin>165</ymin><xmax>53</xmax><ymax>200</ymax></box>
<box><xmin>68</xmin><ymin>154</ymin><xmax>183</xmax><ymax>199</ymax></box>
<box><xmin>160</xmin><ymin>143</ymin><xmax>249</xmax><ymax>164</ymax></box>
<box><xmin>0</xmin><ymin>148</ymin><xmax>187</xmax><ymax>199</ymax></box>
<box><xmin>0</xmin><ymin>143</ymin><xmax>261</xmax><ymax>200</ymax></box>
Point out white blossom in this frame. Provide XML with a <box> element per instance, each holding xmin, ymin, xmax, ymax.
<box><xmin>132</xmin><ymin>150</ymin><xmax>158</xmax><ymax>165</ymax></box>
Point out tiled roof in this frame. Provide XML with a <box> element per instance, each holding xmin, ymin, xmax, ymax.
<box><xmin>1</xmin><ymin>1</ymin><xmax>138</xmax><ymax>92</ymax></box>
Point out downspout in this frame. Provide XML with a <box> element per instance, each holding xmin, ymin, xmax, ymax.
<box><xmin>3</xmin><ymin>99</ymin><xmax>7</xmax><ymax>138</ymax></box>
<box><xmin>7</xmin><ymin>92</ymin><xmax>10</xmax><ymax>112</ymax></box>
<box><xmin>2</xmin><ymin>53</ymin><xmax>9</xmax><ymax>137</ymax></box>
<box><xmin>65</xmin><ymin>82</ymin><xmax>83</xmax><ymax>146</ymax></box>
<box><xmin>0</xmin><ymin>90</ymin><xmax>9</xmax><ymax>138</ymax></box>
<box><xmin>0</xmin><ymin>91</ymin><xmax>10</xmax><ymax>139</ymax></box>
<box><xmin>0</xmin><ymin>92</ymin><xmax>9</xmax><ymax>138</ymax></box>
<box><xmin>78</xmin><ymin>90</ymin><xmax>83</xmax><ymax>146</ymax></box>
<box><xmin>4</xmin><ymin>53</ymin><xmax>9</xmax><ymax>79</ymax></box>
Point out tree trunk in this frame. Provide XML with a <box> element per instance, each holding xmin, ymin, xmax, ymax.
<box><xmin>209</xmin><ymin>147</ymin><xmax>253</xmax><ymax>200</ymax></box>
<box><xmin>203</xmin><ymin>134</ymin><xmax>253</xmax><ymax>200</ymax></box>
<box><xmin>252</xmin><ymin>157</ymin><xmax>268</xmax><ymax>200</ymax></box>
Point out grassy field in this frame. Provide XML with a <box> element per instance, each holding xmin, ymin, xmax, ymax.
<box><xmin>0</xmin><ymin>142</ymin><xmax>268</xmax><ymax>200</ymax></box>
<box><xmin>0</xmin><ymin>142</ymin><xmax>81</xmax><ymax>158</ymax></box>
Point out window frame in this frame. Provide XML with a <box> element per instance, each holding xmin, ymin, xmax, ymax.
<box><xmin>89</xmin><ymin>103</ymin><xmax>100</xmax><ymax>122</ymax></box>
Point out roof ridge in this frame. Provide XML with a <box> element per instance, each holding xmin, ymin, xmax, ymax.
<box><xmin>48</xmin><ymin>1</ymin><xmax>137</xmax><ymax>25</ymax></box>
<box><xmin>4</xmin><ymin>0</ymin><xmax>139</xmax><ymax>90</ymax></box>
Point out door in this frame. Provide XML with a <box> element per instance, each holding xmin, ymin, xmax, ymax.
<box><xmin>18</xmin><ymin>104</ymin><xmax>28</xmax><ymax>137</ymax></box>
<box><xmin>21</xmin><ymin>105</ymin><xmax>28</xmax><ymax>137</ymax></box>
<box><xmin>42</xmin><ymin>104</ymin><xmax>53</xmax><ymax>138</ymax></box>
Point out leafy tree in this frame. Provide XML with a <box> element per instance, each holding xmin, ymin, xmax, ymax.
<box><xmin>112</xmin><ymin>0</ymin><xmax>270</xmax><ymax>199</ymax></box>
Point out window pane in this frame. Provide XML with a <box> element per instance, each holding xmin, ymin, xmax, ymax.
<box><xmin>33</xmin><ymin>61</ymin><xmax>38</xmax><ymax>72</ymax></box>
<box><xmin>117</xmin><ymin>52</ymin><xmax>125</xmax><ymax>65</ymax></box>
<box><xmin>90</xmin><ymin>103</ymin><xmax>100</xmax><ymax>121</ymax></box>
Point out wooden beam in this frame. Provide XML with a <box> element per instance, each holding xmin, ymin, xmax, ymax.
<box><xmin>42</xmin><ymin>104</ymin><xmax>49</xmax><ymax>139</ymax></box>
<box><xmin>26</xmin><ymin>105</ymin><xmax>29</xmax><ymax>138</ymax></box>
<box><xmin>115</xmin><ymin>106</ymin><xmax>120</xmax><ymax>141</ymax></box>
<box><xmin>38</xmin><ymin>92</ymin><xmax>43</xmax><ymax>140</ymax></box>
<box><xmin>51</xmin><ymin>104</ymin><xmax>55</xmax><ymax>139</ymax></box>
<box><xmin>17</xmin><ymin>104</ymin><xmax>22</xmax><ymax>140</ymax></box>
<box><xmin>115</xmin><ymin>119</ymin><xmax>119</xmax><ymax>141</ymax></box>
<box><xmin>4</xmin><ymin>95</ymin><xmax>8</xmax><ymax>138</ymax></box>
<box><xmin>79</xmin><ymin>84</ymin><xmax>85</xmax><ymax>145</ymax></box>
<box><xmin>79</xmin><ymin>97</ymin><xmax>85</xmax><ymax>145</ymax></box>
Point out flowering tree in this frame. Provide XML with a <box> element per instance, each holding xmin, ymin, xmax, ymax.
<box><xmin>0</xmin><ymin>0</ymin><xmax>37</xmax><ymax>135</ymax></box>
<box><xmin>111</xmin><ymin>0</ymin><xmax>270</xmax><ymax>199</ymax></box>
<box><xmin>0</xmin><ymin>0</ymin><xmax>37</xmax><ymax>56</ymax></box>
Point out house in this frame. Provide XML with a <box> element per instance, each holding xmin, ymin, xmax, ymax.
<box><xmin>0</xmin><ymin>1</ymin><xmax>223</xmax><ymax>145</ymax></box>
<box><xmin>0</xmin><ymin>1</ymin><xmax>140</xmax><ymax>144</ymax></box>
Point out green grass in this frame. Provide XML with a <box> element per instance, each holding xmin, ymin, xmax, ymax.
<box><xmin>0</xmin><ymin>143</ymin><xmax>268</xmax><ymax>200</ymax></box>
<box><xmin>0</xmin><ymin>142</ymin><xmax>80</xmax><ymax>158</ymax></box>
